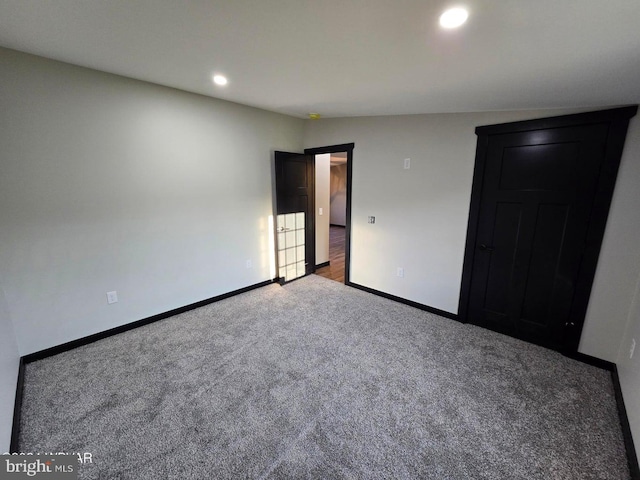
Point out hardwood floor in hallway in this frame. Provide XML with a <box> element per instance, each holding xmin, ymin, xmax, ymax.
<box><xmin>316</xmin><ymin>225</ymin><xmax>345</xmax><ymax>283</ymax></box>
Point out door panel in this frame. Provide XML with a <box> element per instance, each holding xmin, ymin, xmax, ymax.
<box><xmin>274</xmin><ymin>152</ymin><xmax>315</xmax><ymax>282</ymax></box>
<box><xmin>467</xmin><ymin>124</ymin><xmax>609</xmax><ymax>349</ymax></box>
<box><xmin>481</xmin><ymin>202</ymin><xmax>523</xmax><ymax>318</ymax></box>
<box><xmin>520</xmin><ymin>203</ymin><xmax>569</xmax><ymax>327</ymax></box>
<box><xmin>499</xmin><ymin>143</ymin><xmax>580</xmax><ymax>191</ymax></box>
<box><xmin>460</xmin><ymin>107</ymin><xmax>637</xmax><ymax>352</ymax></box>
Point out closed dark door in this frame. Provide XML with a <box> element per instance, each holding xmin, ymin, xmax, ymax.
<box><xmin>274</xmin><ymin>151</ymin><xmax>315</xmax><ymax>282</ymax></box>
<box><xmin>461</xmin><ymin>107</ymin><xmax>636</xmax><ymax>351</ymax></box>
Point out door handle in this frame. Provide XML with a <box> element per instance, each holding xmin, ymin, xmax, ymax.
<box><xmin>479</xmin><ymin>244</ymin><xmax>495</xmax><ymax>251</ymax></box>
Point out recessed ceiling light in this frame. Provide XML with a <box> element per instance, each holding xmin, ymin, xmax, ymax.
<box><xmin>212</xmin><ymin>74</ymin><xmax>228</xmax><ymax>86</ymax></box>
<box><xmin>439</xmin><ymin>7</ymin><xmax>469</xmax><ymax>29</ymax></box>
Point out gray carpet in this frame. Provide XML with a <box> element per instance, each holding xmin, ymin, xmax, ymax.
<box><xmin>19</xmin><ymin>275</ymin><xmax>629</xmax><ymax>479</ymax></box>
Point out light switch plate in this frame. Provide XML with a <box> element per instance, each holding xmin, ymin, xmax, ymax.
<box><xmin>106</xmin><ymin>291</ymin><xmax>118</xmax><ymax>304</ymax></box>
<box><xmin>404</xmin><ymin>158</ymin><xmax>411</xmax><ymax>169</ymax></box>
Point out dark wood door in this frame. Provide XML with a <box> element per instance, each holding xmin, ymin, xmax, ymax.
<box><xmin>274</xmin><ymin>151</ymin><xmax>315</xmax><ymax>281</ymax></box>
<box><xmin>461</xmin><ymin>107</ymin><xmax>637</xmax><ymax>351</ymax></box>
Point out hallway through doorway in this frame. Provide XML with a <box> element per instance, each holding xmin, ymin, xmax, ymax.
<box><xmin>315</xmin><ymin>226</ymin><xmax>345</xmax><ymax>283</ymax></box>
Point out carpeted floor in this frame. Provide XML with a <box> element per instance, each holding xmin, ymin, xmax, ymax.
<box><xmin>19</xmin><ymin>275</ymin><xmax>629</xmax><ymax>479</ymax></box>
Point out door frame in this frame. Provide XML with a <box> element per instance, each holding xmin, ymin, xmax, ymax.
<box><xmin>458</xmin><ymin>106</ymin><xmax>637</xmax><ymax>352</ymax></box>
<box><xmin>304</xmin><ymin>143</ymin><xmax>355</xmax><ymax>284</ymax></box>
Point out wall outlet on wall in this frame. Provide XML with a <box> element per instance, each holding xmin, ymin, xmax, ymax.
<box><xmin>404</xmin><ymin>158</ymin><xmax>411</xmax><ymax>169</ymax></box>
<box><xmin>319</xmin><ymin>207</ymin><xmax>323</xmax><ymax>215</ymax></box>
<box><xmin>368</xmin><ymin>216</ymin><xmax>376</xmax><ymax>224</ymax></box>
<box><xmin>246</xmin><ymin>259</ymin><xmax>252</xmax><ymax>269</ymax></box>
<box><xmin>106</xmin><ymin>291</ymin><xmax>118</xmax><ymax>304</ymax></box>
<box><xmin>397</xmin><ymin>267</ymin><xmax>404</xmax><ymax>278</ymax></box>
<box><xmin>631</xmin><ymin>338</ymin><xmax>636</xmax><ymax>359</ymax></box>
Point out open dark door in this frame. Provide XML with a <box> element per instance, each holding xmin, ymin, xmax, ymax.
<box><xmin>459</xmin><ymin>106</ymin><xmax>637</xmax><ymax>352</ymax></box>
<box><xmin>274</xmin><ymin>151</ymin><xmax>315</xmax><ymax>283</ymax></box>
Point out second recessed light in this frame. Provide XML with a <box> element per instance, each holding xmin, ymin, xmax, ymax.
<box><xmin>439</xmin><ymin>7</ymin><xmax>469</xmax><ymax>29</ymax></box>
<box><xmin>213</xmin><ymin>74</ymin><xmax>228</xmax><ymax>86</ymax></box>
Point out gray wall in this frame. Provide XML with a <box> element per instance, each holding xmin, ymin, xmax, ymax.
<box><xmin>609</xmin><ymin>121</ymin><xmax>640</xmax><ymax>459</ymax></box>
<box><xmin>0</xmin><ymin>48</ymin><xmax>304</xmax><ymax>355</ymax></box>
<box><xmin>581</xmin><ymin>120</ymin><xmax>640</xmax><ymax>359</ymax></box>
<box><xmin>0</xmin><ymin>285</ymin><xmax>19</xmax><ymax>452</ymax></box>
<box><xmin>617</xmin><ymin>275</ymin><xmax>640</xmax><ymax>460</ymax></box>
<box><xmin>330</xmin><ymin>164</ymin><xmax>347</xmax><ymax>226</ymax></box>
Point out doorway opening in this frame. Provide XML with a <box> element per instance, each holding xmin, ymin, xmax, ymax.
<box><xmin>305</xmin><ymin>144</ymin><xmax>354</xmax><ymax>284</ymax></box>
<box><xmin>315</xmin><ymin>152</ymin><xmax>348</xmax><ymax>283</ymax></box>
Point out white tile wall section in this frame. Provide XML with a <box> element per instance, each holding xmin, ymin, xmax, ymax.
<box><xmin>296</xmin><ymin>261</ymin><xmax>306</xmax><ymax>277</ymax></box>
<box><xmin>286</xmin><ymin>247</ymin><xmax>296</xmax><ymax>266</ymax></box>
<box><xmin>285</xmin><ymin>213</ymin><xmax>296</xmax><ymax>230</ymax></box>
<box><xmin>296</xmin><ymin>229</ymin><xmax>305</xmax><ymax>245</ymax></box>
<box><xmin>286</xmin><ymin>230</ymin><xmax>296</xmax><ymax>247</ymax></box>
<box><xmin>286</xmin><ymin>263</ymin><xmax>297</xmax><ymax>281</ymax></box>
<box><xmin>277</xmin><ymin>212</ymin><xmax>306</xmax><ymax>282</ymax></box>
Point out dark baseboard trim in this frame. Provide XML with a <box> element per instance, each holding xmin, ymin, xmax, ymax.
<box><xmin>22</xmin><ymin>279</ymin><xmax>275</xmax><ymax>364</ymax></box>
<box><xmin>9</xmin><ymin>358</ymin><xmax>26</xmax><ymax>453</ymax></box>
<box><xmin>10</xmin><ymin>276</ymin><xmax>637</xmax><ymax>479</ymax></box>
<box><xmin>11</xmin><ymin>279</ymin><xmax>276</xmax><ymax>451</ymax></box>
<box><xmin>344</xmin><ymin>281</ymin><xmax>638</xmax><ymax>475</ymax></box>
<box><xmin>316</xmin><ymin>261</ymin><xmax>330</xmax><ymax>269</ymax></box>
<box><xmin>564</xmin><ymin>351</ymin><xmax>615</xmax><ymax>371</ymax></box>
<box><xmin>612</xmin><ymin>365</ymin><xmax>640</xmax><ymax>480</ymax></box>
<box><xmin>345</xmin><ymin>281</ymin><xmax>459</xmax><ymax>321</ymax></box>
<box><xmin>329</xmin><ymin>224</ymin><xmax>346</xmax><ymax>228</ymax></box>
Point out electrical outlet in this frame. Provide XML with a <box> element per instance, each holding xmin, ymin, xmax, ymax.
<box><xmin>246</xmin><ymin>259</ymin><xmax>252</xmax><ymax>269</ymax></box>
<box><xmin>106</xmin><ymin>291</ymin><xmax>118</xmax><ymax>304</ymax></box>
<box><xmin>319</xmin><ymin>207</ymin><xmax>323</xmax><ymax>215</ymax></box>
<box><xmin>397</xmin><ymin>267</ymin><xmax>404</xmax><ymax>278</ymax></box>
<box><xmin>368</xmin><ymin>216</ymin><xmax>376</xmax><ymax>224</ymax></box>
<box><xmin>404</xmin><ymin>158</ymin><xmax>411</xmax><ymax>169</ymax></box>
<box><xmin>631</xmin><ymin>338</ymin><xmax>636</xmax><ymax>359</ymax></box>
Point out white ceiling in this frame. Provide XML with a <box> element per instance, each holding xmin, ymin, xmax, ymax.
<box><xmin>1</xmin><ymin>0</ymin><xmax>640</xmax><ymax>118</ymax></box>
